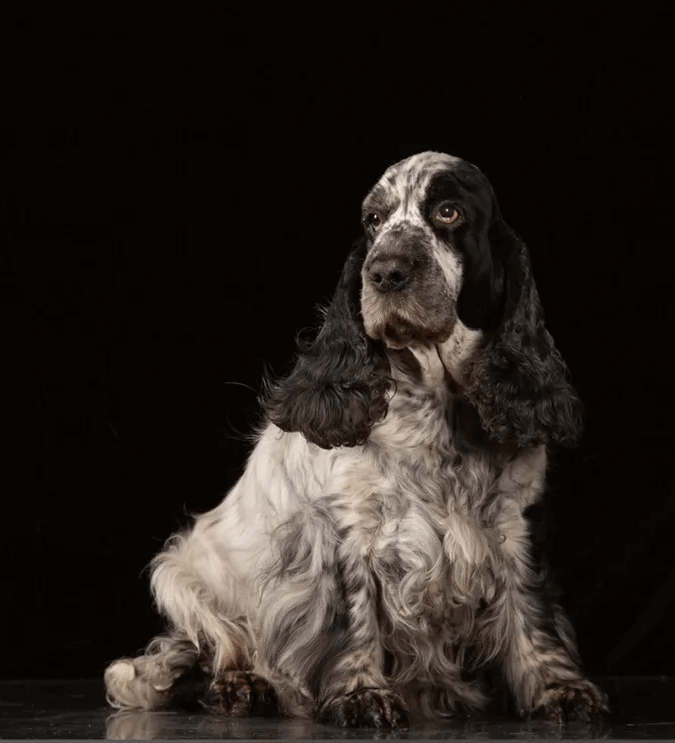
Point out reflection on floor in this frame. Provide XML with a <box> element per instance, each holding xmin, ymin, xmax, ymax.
<box><xmin>0</xmin><ymin>677</ymin><xmax>673</xmax><ymax>740</ymax></box>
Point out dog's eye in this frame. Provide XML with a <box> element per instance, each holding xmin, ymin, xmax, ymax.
<box><xmin>434</xmin><ymin>203</ymin><xmax>460</xmax><ymax>225</ymax></box>
<box><xmin>365</xmin><ymin>212</ymin><xmax>383</xmax><ymax>231</ymax></box>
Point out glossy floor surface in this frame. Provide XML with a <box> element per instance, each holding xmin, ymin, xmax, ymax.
<box><xmin>0</xmin><ymin>677</ymin><xmax>673</xmax><ymax>740</ymax></box>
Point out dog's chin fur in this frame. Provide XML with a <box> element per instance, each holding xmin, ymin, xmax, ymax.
<box><xmin>361</xmin><ymin>281</ymin><xmax>457</xmax><ymax>353</ymax></box>
<box><xmin>365</xmin><ymin>315</ymin><xmax>455</xmax><ymax>351</ymax></box>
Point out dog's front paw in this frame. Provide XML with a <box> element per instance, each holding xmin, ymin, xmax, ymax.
<box><xmin>530</xmin><ymin>680</ymin><xmax>609</xmax><ymax>723</ymax></box>
<box><xmin>319</xmin><ymin>688</ymin><xmax>409</xmax><ymax>729</ymax></box>
<box><xmin>202</xmin><ymin>671</ymin><xmax>278</xmax><ymax>716</ymax></box>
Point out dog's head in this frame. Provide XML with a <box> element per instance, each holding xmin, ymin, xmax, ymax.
<box><xmin>265</xmin><ymin>152</ymin><xmax>582</xmax><ymax>450</ymax></box>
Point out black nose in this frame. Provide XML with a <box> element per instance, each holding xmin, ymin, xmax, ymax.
<box><xmin>367</xmin><ymin>256</ymin><xmax>412</xmax><ymax>293</ymax></box>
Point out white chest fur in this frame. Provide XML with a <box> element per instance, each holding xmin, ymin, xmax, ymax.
<box><xmin>318</xmin><ymin>347</ymin><xmax>547</xmax><ymax>628</ymax></box>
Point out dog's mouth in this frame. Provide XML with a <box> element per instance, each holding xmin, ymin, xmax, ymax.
<box><xmin>381</xmin><ymin>318</ymin><xmax>415</xmax><ymax>349</ymax></box>
<box><xmin>369</xmin><ymin>315</ymin><xmax>455</xmax><ymax>350</ymax></box>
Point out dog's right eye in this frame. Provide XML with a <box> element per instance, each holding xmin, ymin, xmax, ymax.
<box><xmin>365</xmin><ymin>213</ymin><xmax>383</xmax><ymax>231</ymax></box>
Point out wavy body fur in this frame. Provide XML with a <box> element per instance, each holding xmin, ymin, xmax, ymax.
<box><xmin>105</xmin><ymin>152</ymin><xmax>605</xmax><ymax>728</ymax></box>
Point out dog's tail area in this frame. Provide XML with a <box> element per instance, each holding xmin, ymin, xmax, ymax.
<box><xmin>105</xmin><ymin>632</ymin><xmax>200</xmax><ymax>710</ymax></box>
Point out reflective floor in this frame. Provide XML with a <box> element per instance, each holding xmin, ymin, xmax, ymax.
<box><xmin>0</xmin><ymin>677</ymin><xmax>673</xmax><ymax>740</ymax></box>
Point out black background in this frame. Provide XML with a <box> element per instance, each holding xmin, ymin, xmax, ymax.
<box><xmin>2</xmin><ymin>4</ymin><xmax>672</xmax><ymax>679</ymax></box>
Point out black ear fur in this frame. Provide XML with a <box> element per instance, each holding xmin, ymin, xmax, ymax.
<box><xmin>464</xmin><ymin>219</ymin><xmax>583</xmax><ymax>448</ymax></box>
<box><xmin>263</xmin><ymin>239</ymin><xmax>390</xmax><ymax>449</ymax></box>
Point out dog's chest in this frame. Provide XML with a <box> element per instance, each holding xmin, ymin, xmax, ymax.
<box><xmin>360</xmin><ymin>478</ymin><xmax>511</xmax><ymax>619</ymax></box>
<box><xmin>326</xmin><ymin>372</ymin><xmax>542</xmax><ymax>625</ymax></box>
<box><xmin>333</xmin><ymin>449</ymin><xmax>508</xmax><ymax>622</ymax></box>
<box><xmin>366</xmin><ymin>376</ymin><xmax>505</xmax><ymax>511</ymax></box>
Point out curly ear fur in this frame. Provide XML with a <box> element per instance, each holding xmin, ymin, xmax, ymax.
<box><xmin>464</xmin><ymin>220</ymin><xmax>583</xmax><ymax>449</ymax></box>
<box><xmin>263</xmin><ymin>239</ymin><xmax>390</xmax><ymax>449</ymax></box>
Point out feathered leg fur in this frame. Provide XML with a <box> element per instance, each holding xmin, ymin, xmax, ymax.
<box><xmin>496</xmin><ymin>576</ymin><xmax>608</xmax><ymax>722</ymax></box>
<box><xmin>105</xmin><ymin>529</ymin><xmax>260</xmax><ymax>713</ymax></box>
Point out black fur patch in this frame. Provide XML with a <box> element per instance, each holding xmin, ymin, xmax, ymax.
<box><xmin>464</xmin><ymin>222</ymin><xmax>583</xmax><ymax>447</ymax></box>
<box><xmin>263</xmin><ymin>239</ymin><xmax>390</xmax><ymax>449</ymax></box>
<box><xmin>423</xmin><ymin>171</ymin><xmax>502</xmax><ymax>331</ymax></box>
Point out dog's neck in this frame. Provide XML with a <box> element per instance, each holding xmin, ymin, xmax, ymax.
<box><xmin>387</xmin><ymin>322</ymin><xmax>483</xmax><ymax>391</ymax></box>
<box><xmin>436</xmin><ymin>321</ymin><xmax>483</xmax><ymax>386</ymax></box>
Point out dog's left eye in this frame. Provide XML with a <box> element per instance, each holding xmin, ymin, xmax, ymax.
<box><xmin>434</xmin><ymin>203</ymin><xmax>460</xmax><ymax>225</ymax></box>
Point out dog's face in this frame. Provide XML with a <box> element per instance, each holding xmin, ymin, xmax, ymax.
<box><xmin>360</xmin><ymin>152</ymin><xmax>499</xmax><ymax>351</ymax></box>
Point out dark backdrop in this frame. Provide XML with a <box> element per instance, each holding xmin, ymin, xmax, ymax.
<box><xmin>2</xmin><ymin>4</ymin><xmax>672</xmax><ymax>679</ymax></box>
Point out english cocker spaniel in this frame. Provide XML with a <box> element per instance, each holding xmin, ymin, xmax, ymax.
<box><xmin>105</xmin><ymin>152</ymin><xmax>607</xmax><ymax>728</ymax></box>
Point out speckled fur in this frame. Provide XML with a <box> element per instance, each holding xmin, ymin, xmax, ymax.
<box><xmin>105</xmin><ymin>153</ymin><xmax>606</xmax><ymax>728</ymax></box>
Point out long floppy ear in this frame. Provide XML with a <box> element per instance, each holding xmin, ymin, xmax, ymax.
<box><xmin>464</xmin><ymin>218</ymin><xmax>583</xmax><ymax>448</ymax></box>
<box><xmin>263</xmin><ymin>238</ymin><xmax>390</xmax><ymax>449</ymax></box>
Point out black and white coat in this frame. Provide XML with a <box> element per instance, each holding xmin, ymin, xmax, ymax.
<box><xmin>105</xmin><ymin>152</ymin><xmax>607</xmax><ymax>728</ymax></box>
